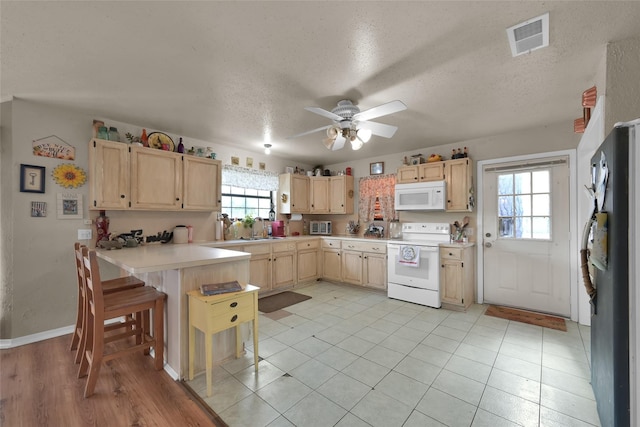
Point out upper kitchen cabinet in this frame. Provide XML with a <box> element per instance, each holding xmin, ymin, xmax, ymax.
<box><xmin>90</xmin><ymin>139</ymin><xmax>221</xmax><ymax>211</ymax></box>
<box><xmin>396</xmin><ymin>163</ymin><xmax>444</xmax><ymax>183</ymax></box>
<box><xmin>329</xmin><ymin>175</ymin><xmax>354</xmax><ymax>214</ymax></box>
<box><xmin>279</xmin><ymin>173</ymin><xmax>309</xmax><ymax>214</ymax></box>
<box><xmin>182</xmin><ymin>155</ymin><xmax>221</xmax><ymax>211</ymax></box>
<box><xmin>130</xmin><ymin>146</ymin><xmax>182</xmax><ymax>210</ymax></box>
<box><xmin>310</xmin><ymin>177</ymin><xmax>330</xmax><ymax>214</ymax></box>
<box><xmin>89</xmin><ymin>139</ymin><xmax>130</xmax><ymax>210</ymax></box>
<box><xmin>444</xmin><ymin>158</ymin><xmax>473</xmax><ymax>212</ymax></box>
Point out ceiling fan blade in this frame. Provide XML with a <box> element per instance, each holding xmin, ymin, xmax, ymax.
<box><xmin>353</xmin><ymin>100</ymin><xmax>407</xmax><ymax>122</ymax></box>
<box><xmin>287</xmin><ymin>124</ymin><xmax>331</xmax><ymax>139</ymax></box>
<box><xmin>332</xmin><ymin>135</ymin><xmax>346</xmax><ymax>151</ymax></box>
<box><xmin>305</xmin><ymin>106</ymin><xmax>344</xmax><ymax>121</ymax></box>
<box><xmin>357</xmin><ymin>121</ymin><xmax>398</xmax><ymax>138</ymax></box>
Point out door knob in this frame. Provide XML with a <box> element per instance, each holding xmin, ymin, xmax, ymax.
<box><xmin>485</xmin><ymin>242</ymin><xmax>492</xmax><ymax>248</ymax></box>
<box><xmin>485</xmin><ymin>232</ymin><xmax>492</xmax><ymax>237</ymax></box>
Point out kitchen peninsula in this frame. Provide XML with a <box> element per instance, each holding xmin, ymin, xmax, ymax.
<box><xmin>96</xmin><ymin>244</ymin><xmax>251</xmax><ymax>379</ymax></box>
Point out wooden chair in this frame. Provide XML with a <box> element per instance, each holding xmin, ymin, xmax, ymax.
<box><xmin>78</xmin><ymin>247</ymin><xmax>167</xmax><ymax>397</ymax></box>
<box><xmin>70</xmin><ymin>242</ymin><xmax>145</xmax><ymax>364</ymax></box>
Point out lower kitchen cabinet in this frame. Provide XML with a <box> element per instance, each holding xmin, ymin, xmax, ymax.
<box><xmin>363</xmin><ymin>252</ymin><xmax>386</xmax><ymax>290</ymax></box>
<box><xmin>440</xmin><ymin>244</ymin><xmax>475</xmax><ymax>310</ymax></box>
<box><xmin>297</xmin><ymin>240</ymin><xmax>320</xmax><ymax>283</ymax></box>
<box><xmin>321</xmin><ymin>239</ymin><xmax>342</xmax><ymax>282</ymax></box>
<box><xmin>243</xmin><ymin>244</ymin><xmax>272</xmax><ymax>294</ymax></box>
<box><xmin>341</xmin><ymin>250</ymin><xmax>363</xmax><ymax>285</ymax></box>
<box><xmin>272</xmin><ymin>242</ymin><xmax>296</xmax><ymax>290</ymax></box>
<box><xmin>327</xmin><ymin>239</ymin><xmax>387</xmax><ymax>290</ymax></box>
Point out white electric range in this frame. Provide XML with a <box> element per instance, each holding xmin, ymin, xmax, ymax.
<box><xmin>387</xmin><ymin>222</ymin><xmax>451</xmax><ymax>308</ymax></box>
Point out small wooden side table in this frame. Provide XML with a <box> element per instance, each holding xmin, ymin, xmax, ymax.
<box><xmin>187</xmin><ymin>284</ymin><xmax>259</xmax><ymax>396</ymax></box>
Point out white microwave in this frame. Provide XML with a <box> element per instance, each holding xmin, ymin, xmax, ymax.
<box><xmin>395</xmin><ymin>181</ymin><xmax>446</xmax><ymax>211</ymax></box>
<box><xmin>309</xmin><ymin>220</ymin><xmax>332</xmax><ymax>235</ymax></box>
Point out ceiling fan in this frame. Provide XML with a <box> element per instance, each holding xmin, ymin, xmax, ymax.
<box><xmin>289</xmin><ymin>99</ymin><xmax>407</xmax><ymax>151</ymax></box>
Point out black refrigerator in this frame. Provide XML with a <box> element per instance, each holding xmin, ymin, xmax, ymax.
<box><xmin>588</xmin><ymin>122</ymin><xmax>638</xmax><ymax>427</ymax></box>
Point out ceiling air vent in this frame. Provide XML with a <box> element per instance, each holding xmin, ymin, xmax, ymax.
<box><xmin>507</xmin><ymin>12</ymin><xmax>549</xmax><ymax>57</ymax></box>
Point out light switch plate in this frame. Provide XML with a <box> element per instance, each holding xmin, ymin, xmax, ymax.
<box><xmin>78</xmin><ymin>229</ymin><xmax>92</xmax><ymax>240</ymax></box>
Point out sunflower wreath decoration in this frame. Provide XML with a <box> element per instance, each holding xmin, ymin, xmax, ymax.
<box><xmin>52</xmin><ymin>163</ymin><xmax>87</xmax><ymax>188</ymax></box>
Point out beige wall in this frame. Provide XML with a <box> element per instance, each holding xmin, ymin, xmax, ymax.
<box><xmin>605</xmin><ymin>36</ymin><xmax>640</xmax><ymax>129</ymax></box>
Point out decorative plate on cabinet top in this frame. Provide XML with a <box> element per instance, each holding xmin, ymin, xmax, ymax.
<box><xmin>147</xmin><ymin>132</ymin><xmax>175</xmax><ymax>151</ymax></box>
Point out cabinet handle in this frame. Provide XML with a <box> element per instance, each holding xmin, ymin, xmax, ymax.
<box><xmin>230</xmin><ymin>302</ymin><xmax>238</xmax><ymax>308</ymax></box>
<box><xmin>414</xmin><ymin>177</ymin><xmax>418</xmax><ymax>180</ymax></box>
<box><xmin>120</xmin><ymin>195</ymin><xmax>125</xmax><ymax>199</ymax></box>
<box><xmin>364</xmin><ymin>256</ymin><xmax>367</xmax><ymax>259</ymax></box>
<box><xmin>176</xmin><ymin>198</ymin><xmax>180</xmax><ymax>201</ymax></box>
<box><xmin>441</xmin><ymin>264</ymin><xmax>444</xmax><ymax>268</ymax></box>
<box><xmin>230</xmin><ymin>314</ymin><xmax>238</xmax><ymax>322</ymax></box>
<box><xmin>449</xmin><ymin>252</ymin><xmax>453</xmax><ymax>256</ymax></box>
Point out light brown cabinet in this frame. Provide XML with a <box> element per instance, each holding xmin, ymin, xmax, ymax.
<box><xmin>279</xmin><ymin>173</ymin><xmax>310</xmax><ymax>214</ymax></box>
<box><xmin>396</xmin><ymin>163</ymin><xmax>445</xmax><ymax>184</ymax></box>
<box><xmin>297</xmin><ymin>240</ymin><xmax>320</xmax><ymax>283</ymax></box>
<box><xmin>341</xmin><ymin>250</ymin><xmax>363</xmax><ymax>285</ymax></box>
<box><xmin>363</xmin><ymin>252</ymin><xmax>387</xmax><ymax>290</ymax></box>
<box><xmin>321</xmin><ymin>239</ymin><xmax>342</xmax><ymax>282</ymax></box>
<box><xmin>272</xmin><ymin>241</ymin><xmax>296</xmax><ymax>290</ymax></box>
<box><xmin>90</xmin><ymin>139</ymin><xmax>221</xmax><ymax>211</ymax></box>
<box><xmin>444</xmin><ymin>158</ymin><xmax>473</xmax><ymax>212</ymax></box>
<box><xmin>329</xmin><ymin>176</ymin><xmax>354</xmax><ymax>214</ymax></box>
<box><xmin>440</xmin><ymin>245</ymin><xmax>475</xmax><ymax>310</ymax></box>
<box><xmin>321</xmin><ymin>239</ymin><xmax>387</xmax><ymax>289</ymax></box>
<box><xmin>310</xmin><ymin>177</ymin><xmax>330</xmax><ymax>213</ymax></box>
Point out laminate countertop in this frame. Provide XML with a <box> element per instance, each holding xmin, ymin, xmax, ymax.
<box><xmin>96</xmin><ymin>244</ymin><xmax>251</xmax><ymax>274</ymax></box>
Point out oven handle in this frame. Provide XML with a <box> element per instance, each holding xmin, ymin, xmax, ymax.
<box><xmin>387</xmin><ymin>244</ymin><xmax>439</xmax><ymax>252</ymax></box>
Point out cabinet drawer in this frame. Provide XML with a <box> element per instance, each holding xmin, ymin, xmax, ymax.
<box><xmin>440</xmin><ymin>247</ymin><xmax>463</xmax><ymax>260</ymax></box>
<box><xmin>207</xmin><ymin>293</ymin><xmax>254</xmax><ymax>315</ymax></box>
<box><xmin>322</xmin><ymin>239</ymin><xmax>342</xmax><ymax>249</ymax></box>
<box><xmin>272</xmin><ymin>241</ymin><xmax>296</xmax><ymax>253</ymax></box>
<box><xmin>243</xmin><ymin>243</ymin><xmax>271</xmax><ymax>255</ymax></box>
<box><xmin>342</xmin><ymin>240</ymin><xmax>387</xmax><ymax>254</ymax></box>
<box><xmin>297</xmin><ymin>239</ymin><xmax>319</xmax><ymax>250</ymax></box>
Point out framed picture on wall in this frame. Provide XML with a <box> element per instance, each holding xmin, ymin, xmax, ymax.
<box><xmin>370</xmin><ymin>162</ymin><xmax>384</xmax><ymax>175</ymax></box>
<box><xmin>57</xmin><ymin>193</ymin><xmax>83</xmax><ymax>219</ymax></box>
<box><xmin>20</xmin><ymin>164</ymin><xmax>46</xmax><ymax>193</ymax></box>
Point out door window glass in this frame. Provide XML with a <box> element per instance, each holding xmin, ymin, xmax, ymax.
<box><xmin>497</xmin><ymin>170</ymin><xmax>551</xmax><ymax>239</ymax></box>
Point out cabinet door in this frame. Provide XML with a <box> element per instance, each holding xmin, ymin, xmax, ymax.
<box><xmin>396</xmin><ymin>166</ymin><xmax>419</xmax><ymax>183</ymax></box>
<box><xmin>297</xmin><ymin>249</ymin><xmax>319</xmax><ymax>283</ymax></box>
<box><xmin>273</xmin><ymin>251</ymin><xmax>296</xmax><ymax>289</ymax></box>
<box><xmin>329</xmin><ymin>176</ymin><xmax>354</xmax><ymax>214</ymax></box>
<box><xmin>441</xmin><ymin>259</ymin><xmax>463</xmax><ymax>305</ymax></box>
<box><xmin>419</xmin><ymin>163</ymin><xmax>445</xmax><ymax>181</ymax></box>
<box><xmin>291</xmin><ymin>175</ymin><xmax>310</xmax><ymax>213</ymax></box>
<box><xmin>130</xmin><ymin>147</ymin><xmax>182</xmax><ymax>210</ymax></box>
<box><xmin>90</xmin><ymin>139</ymin><xmax>129</xmax><ymax>210</ymax></box>
<box><xmin>341</xmin><ymin>250</ymin><xmax>363</xmax><ymax>285</ymax></box>
<box><xmin>444</xmin><ymin>158</ymin><xmax>472</xmax><ymax>212</ymax></box>
<box><xmin>183</xmin><ymin>156</ymin><xmax>221</xmax><ymax>211</ymax></box>
<box><xmin>250</xmin><ymin>253</ymin><xmax>272</xmax><ymax>294</ymax></box>
<box><xmin>322</xmin><ymin>249</ymin><xmax>342</xmax><ymax>282</ymax></box>
<box><xmin>310</xmin><ymin>177</ymin><xmax>330</xmax><ymax>213</ymax></box>
<box><xmin>363</xmin><ymin>253</ymin><xmax>386</xmax><ymax>290</ymax></box>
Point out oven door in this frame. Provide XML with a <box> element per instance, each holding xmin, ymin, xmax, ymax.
<box><xmin>387</xmin><ymin>243</ymin><xmax>439</xmax><ymax>290</ymax></box>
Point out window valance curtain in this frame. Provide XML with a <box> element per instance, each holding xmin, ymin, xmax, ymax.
<box><xmin>358</xmin><ymin>174</ymin><xmax>396</xmax><ymax>222</ymax></box>
<box><xmin>222</xmin><ymin>165</ymin><xmax>279</xmax><ymax>191</ymax></box>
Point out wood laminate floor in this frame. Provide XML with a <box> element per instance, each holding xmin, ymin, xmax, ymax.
<box><xmin>0</xmin><ymin>335</ymin><xmax>224</xmax><ymax>426</ymax></box>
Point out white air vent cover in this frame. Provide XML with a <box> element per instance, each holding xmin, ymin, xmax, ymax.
<box><xmin>507</xmin><ymin>12</ymin><xmax>549</xmax><ymax>57</ymax></box>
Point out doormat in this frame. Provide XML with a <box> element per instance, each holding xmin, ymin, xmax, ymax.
<box><xmin>484</xmin><ymin>305</ymin><xmax>567</xmax><ymax>332</ymax></box>
<box><xmin>258</xmin><ymin>291</ymin><xmax>311</xmax><ymax>313</ymax></box>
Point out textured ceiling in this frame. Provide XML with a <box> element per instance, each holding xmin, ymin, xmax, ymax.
<box><xmin>2</xmin><ymin>1</ymin><xmax>640</xmax><ymax>165</ymax></box>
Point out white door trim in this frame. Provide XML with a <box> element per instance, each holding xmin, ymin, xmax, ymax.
<box><xmin>476</xmin><ymin>149</ymin><xmax>578</xmax><ymax>322</ymax></box>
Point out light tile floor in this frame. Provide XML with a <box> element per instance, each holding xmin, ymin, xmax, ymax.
<box><xmin>186</xmin><ymin>282</ymin><xmax>599</xmax><ymax>427</ymax></box>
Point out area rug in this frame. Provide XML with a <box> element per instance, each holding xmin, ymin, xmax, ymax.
<box><xmin>484</xmin><ymin>305</ymin><xmax>567</xmax><ymax>331</ymax></box>
<box><xmin>258</xmin><ymin>291</ymin><xmax>311</xmax><ymax>313</ymax></box>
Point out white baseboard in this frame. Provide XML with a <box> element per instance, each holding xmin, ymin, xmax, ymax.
<box><xmin>0</xmin><ymin>324</ymin><xmax>75</xmax><ymax>349</ymax></box>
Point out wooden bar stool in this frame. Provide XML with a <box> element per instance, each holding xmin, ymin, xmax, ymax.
<box><xmin>70</xmin><ymin>243</ymin><xmax>145</xmax><ymax>364</ymax></box>
<box><xmin>78</xmin><ymin>247</ymin><xmax>167</xmax><ymax>398</ymax></box>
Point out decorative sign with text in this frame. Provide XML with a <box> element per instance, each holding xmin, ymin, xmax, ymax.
<box><xmin>32</xmin><ymin>135</ymin><xmax>75</xmax><ymax>160</ymax></box>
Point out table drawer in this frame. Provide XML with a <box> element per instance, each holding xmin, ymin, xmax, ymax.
<box><xmin>207</xmin><ymin>307</ymin><xmax>254</xmax><ymax>332</ymax></box>
<box><xmin>342</xmin><ymin>240</ymin><xmax>387</xmax><ymax>254</ymax></box>
<box><xmin>297</xmin><ymin>240</ymin><xmax>320</xmax><ymax>250</ymax></box>
<box><xmin>440</xmin><ymin>247</ymin><xmax>463</xmax><ymax>260</ymax></box>
<box><xmin>322</xmin><ymin>239</ymin><xmax>342</xmax><ymax>249</ymax></box>
<box><xmin>207</xmin><ymin>292</ymin><xmax>254</xmax><ymax>315</ymax></box>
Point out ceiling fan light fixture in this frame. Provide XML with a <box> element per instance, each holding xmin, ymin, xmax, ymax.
<box><xmin>323</xmin><ymin>137</ymin><xmax>335</xmax><ymax>150</ymax></box>
<box><xmin>357</xmin><ymin>128</ymin><xmax>372</xmax><ymax>143</ymax></box>
<box><xmin>264</xmin><ymin>143</ymin><xmax>272</xmax><ymax>155</ymax></box>
<box><xmin>350</xmin><ymin>139</ymin><xmax>363</xmax><ymax>150</ymax></box>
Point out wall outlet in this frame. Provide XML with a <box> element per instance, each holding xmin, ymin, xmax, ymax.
<box><xmin>466</xmin><ymin>227</ymin><xmax>474</xmax><ymax>236</ymax></box>
<box><xmin>78</xmin><ymin>229</ymin><xmax>92</xmax><ymax>240</ymax></box>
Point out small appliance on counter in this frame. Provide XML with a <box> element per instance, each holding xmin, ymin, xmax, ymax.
<box><xmin>388</xmin><ymin>220</ymin><xmax>402</xmax><ymax>239</ymax></box>
<box><xmin>310</xmin><ymin>220</ymin><xmax>332</xmax><ymax>235</ymax></box>
<box><xmin>173</xmin><ymin>225</ymin><xmax>188</xmax><ymax>244</ymax></box>
<box><xmin>271</xmin><ymin>220</ymin><xmax>285</xmax><ymax>237</ymax></box>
